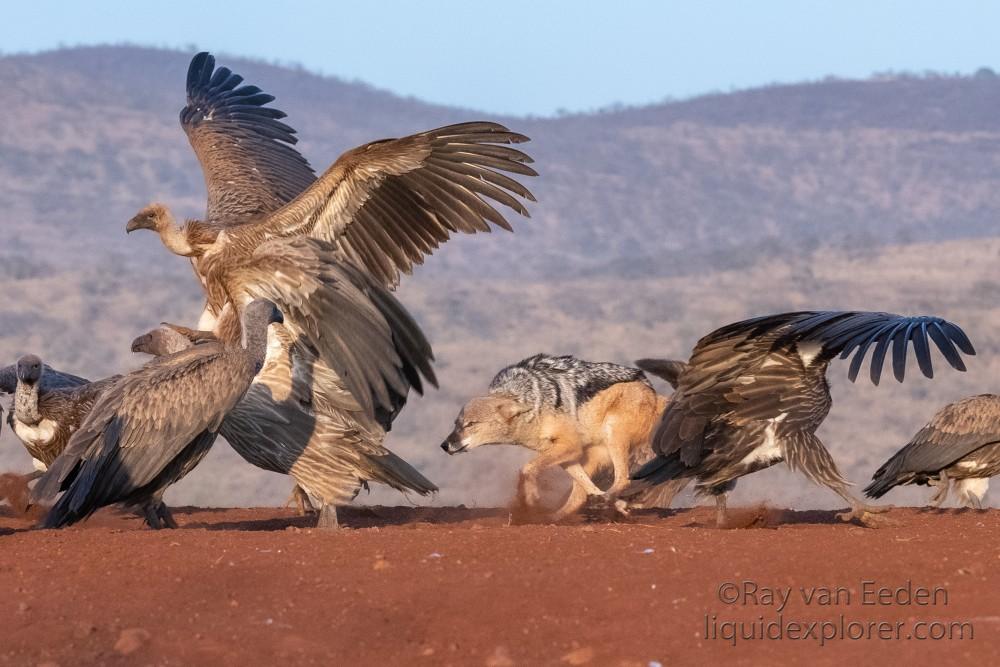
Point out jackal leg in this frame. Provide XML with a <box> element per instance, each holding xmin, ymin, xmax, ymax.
<box><xmin>551</xmin><ymin>481</ymin><xmax>591</xmax><ymax>521</ymax></box>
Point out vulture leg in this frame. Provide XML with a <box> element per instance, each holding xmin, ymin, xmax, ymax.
<box><xmin>285</xmin><ymin>485</ymin><xmax>315</xmax><ymax>516</ymax></box>
<box><xmin>928</xmin><ymin>470</ymin><xmax>950</xmax><ymax>508</ymax></box>
<box><xmin>955</xmin><ymin>478</ymin><xmax>988</xmax><ymax>510</ymax></box>
<box><xmin>714</xmin><ymin>493</ymin><xmax>728</xmax><ymax>528</ymax></box>
<box><xmin>316</xmin><ymin>504</ymin><xmax>340</xmax><ymax>529</ymax></box>
<box><xmin>706</xmin><ymin>481</ymin><xmax>735</xmax><ymax>527</ymax></box>
<box><xmin>788</xmin><ymin>432</ymin><xmax>891</xmax><ymax>526</ymax></box>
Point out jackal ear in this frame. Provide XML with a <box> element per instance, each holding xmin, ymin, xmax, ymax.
<box><xmin>499</xmin><ymin>401</ymin><xmax>531</xmax><ymax>422</ymax></box>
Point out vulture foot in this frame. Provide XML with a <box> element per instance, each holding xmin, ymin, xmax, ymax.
<box><xmin>316</xmin><ymin>504</ymin><xmax>340</xmax><ymax>529</ymax></box>
<box><xmin>836</xmin><ymin>502</ymin><xmax>891</xmax><ymax>528</ymax></box>
<box><xmin>142</xmin><ymin>502</ymin><xmax>179</xmax><ymax>529</ymax></box>
<box><xmin>962</xmin><ymin>495</ymin><xmax>984</xmax><ymax>510</ymax></box>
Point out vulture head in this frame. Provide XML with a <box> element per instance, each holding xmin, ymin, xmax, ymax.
<box><xmin>15</xmin><ymin>355</ymin><xmax>43</xmax><ymax>386</ymax></box>
<box><xmin>126</xmin><ymin>203</ymin><xmax>172</xmax><ymax>234</ymax></box>
<box><xmin>131</xmin><ymin>326</ymin><xmax>196</xmax><ymax>357</ymax></box>
<box><xmin>244</xmin><ymin>299</ymin><xmax>285</xmax><ymax>329</ymax></box>
<box><xmin>240</xmin><ymin>300</ymin><xmax>285</xmax><ymax>368</ymax></box>
<box><xmin>126</xmin><ymin>204</ymin><xmax>198</xmax><ymax>257</ymax></box>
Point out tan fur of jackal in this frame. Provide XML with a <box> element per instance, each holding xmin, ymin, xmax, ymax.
<box><xmin>442</xmin><ymin>380</ymin><xmax>683</xmax><ymax>520</ymax></box>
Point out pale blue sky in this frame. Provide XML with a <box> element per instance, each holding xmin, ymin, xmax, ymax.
<box><xmin>1</xmin><ymin>1</ymin><xmax>996</xmax><ymax>115</ymax></box>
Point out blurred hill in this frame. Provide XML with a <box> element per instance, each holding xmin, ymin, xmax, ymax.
<box><xmin>1</xmin><ymin>46</ymin><xmax>997</xmax><ymax>510</ymax></box>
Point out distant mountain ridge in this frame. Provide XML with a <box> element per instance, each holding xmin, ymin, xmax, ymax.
<box><xmin>4</xmin><ymin>46</ymin><xmax>1000</xmax><ymax>282</ymax></box>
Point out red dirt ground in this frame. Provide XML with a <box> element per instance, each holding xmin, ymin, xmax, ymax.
<box><xmin>0</xmin><ymin>503</ymin><xmax>997</xmax><ymax>666</ymax></box>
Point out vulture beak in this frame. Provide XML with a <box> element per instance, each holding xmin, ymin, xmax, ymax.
<box><xmin>125</xmin><ymin>216</ymin><xmax>154</xmax><ymax>234</ymax></box>
<box><xmin>131</xmin><ymin>333</ymin><xmax>152</xmax><ymax>354</ymax></box>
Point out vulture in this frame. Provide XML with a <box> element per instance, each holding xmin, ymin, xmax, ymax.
<box><xmin>865</xmin><ymin>395</ymin><xmax>1000</xmax><ymax>508</ymax></box>
<box><xmin>133</xmin><ymin>313</ymin><xmax>438</xmax><ymax>527</ymax></box>
<box><xmin>31</xmin><ymin>299</ymin><xmax>284</xmax><ymax>529</ymax></box>
<box><xmin>0</xmin><ymin>355</ymin><xmax>118</xmax><ymax>477</ymax></box>
<box><xmin>631</xmin><ymin>311</ymin><xmax>975</xmax><ymax>527</ymax></box>
<box><xmin>125</xmin><ymin>52</ymin><xmax>535</xmax><ymax>526</ymax></box>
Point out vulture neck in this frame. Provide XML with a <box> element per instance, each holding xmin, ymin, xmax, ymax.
<box><xmin>14</xmin><ymin>381</ymin><xmax>41</xmax><ymax>426</ymax></box>
<box><xmin>158</xmin><ymin>223</ymin><xmax>197</xmax><ymax>257</ymax></box>
<box><xmin>241</xmin><ymin>322</ymin><xmax>272</xmax><ymax>371</ymax></box>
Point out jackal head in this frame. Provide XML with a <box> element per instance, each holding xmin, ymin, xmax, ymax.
<box><xmin>440</xmin><ymin>395</ymin><xmax>532</xmax><ymax>454</ymax></box>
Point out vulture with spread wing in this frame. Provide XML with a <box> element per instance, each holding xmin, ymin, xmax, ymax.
<box><xmin>32</xmin><ymin>300</ymin><xmax>284</xmax><ymax>529</ymax></box>
<box><xmin>125</xmin><ymin>52</ymin><xmax>534</xmax><ymax>526</ymax></box>
<box><xmin>632</xmin><ymin>311</ymin><xmax>975</xmax><ymax>526</ymax></box>
<box><xmin>866</xmin><ymin>395</ymin><xmax>1000</xmax><ymax>508</ymax></box>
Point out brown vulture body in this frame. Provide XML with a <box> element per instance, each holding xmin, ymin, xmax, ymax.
<box><xmin>32</xmin><ymin>300</ymin><xmax>284</xmax><ymax>529</ymax></box>
<box><xmin>866</xmin><ymin>394</ymin><xmax>1000</xmax><ymax>508</ymax></box>
<box><xmin>0</xmin><ymin>356</ymin><xmax>111</xmax><ymax>472</ymax></box>
<box><xmin>126</xmin><ymin>52</ymin><xmax>535</xmax><ymax>527</ymax></box>
<box><xmin>632</xmin><ymin>311</ymin><xmax>975</xmax><ymax>526</ymax></box>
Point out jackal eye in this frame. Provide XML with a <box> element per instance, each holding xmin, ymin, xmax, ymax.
<box><xmin>463</xmin><ymin>420</ymin><xmax>478</xmax><ymax>428</ymax></box>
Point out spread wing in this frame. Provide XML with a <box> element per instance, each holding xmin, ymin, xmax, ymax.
<box><xmin>228</xmin><ymin>237</ymin><xmax>437</xmax><ymax>418</ymax></box>
<box><xmin>181</xmin><ymin>52</ymin><xmax>316</xmax><ymax>224</ymax></box>
<box><xmin>653</xmin><ymin>311</ymin><xmax>975</xmax><ymax>463</ymax></box>
<box><xmin>0</xmin><ymin>364</ymin><xmax>90</xmax><ymax>394</ymax></box>
<box><xmin>244</xmin><ymin>122</ymin><xmax>536</xmax><ymax>287</ymax></box>
<box><xmin>32</xmin><ymin>344</ymin><xmax>248</xmax><ymax>518</ymax></box>
<box><xmin>709</xmin><ymin>311</ymin><xmax>975</xmax><ymax>385</ymax></box>
<box><xmin>866</xmin><ymin>395</ymin><xmax>1000</xmax><ymax>497</ymax></box>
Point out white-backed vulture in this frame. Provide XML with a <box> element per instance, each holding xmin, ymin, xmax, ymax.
<box><xmin>31</xmin><ymin>300</ymin><xmax>285</xmax><ymax>529</ymax></box>
<box><xmin>632</xmin><ymin>311</ymin><xmax>975</xmax><ymax>527</ymax></box>
<box><xmin>0</xmin><ymin>355</ymin><xmax>119</xmax><ymax>475</ymax></box>
<box><xmin>125</xmin><ymin>52</ymin><xmax>534</xmax><ymax>526</ymax></box>
<box><xmin>866</xmin><ymin>394</ymin><xmax>1000</xmax><ymax>508</ymax></box>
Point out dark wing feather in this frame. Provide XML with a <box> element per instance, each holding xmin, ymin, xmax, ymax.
<box><xmin>245</xmin><ymin>122</ymin><xmax>536</xmax><ymax>287</ymax></box>
<box><xmin>181</xmin><ymin>52</ymin><xmax>316</xmax><ymax>224</ymax></box>
<box><xmin>33</xmin><ymin>344</ymin><xmax>251</xmax><ymax>524</ymax></box>
<box><xmin>730</xmin><ymin>311</ymin><xmax>975</xmax><ymax>385</ymax></box>
<box><xmin>231</xmin><ymin>237</ymin><xmax>436</xmax><ymax>418</ymax></box>
<box><xmin>865</xmin><ymin>395</ymin><xmax>1000</xmax><ymax>498</ymax></box>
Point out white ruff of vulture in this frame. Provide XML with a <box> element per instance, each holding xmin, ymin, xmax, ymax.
<box><xmin>866</xmin><ymin>394</ymin><xmax>1000</xmax><ymax>508</ymax></box>
<box><xmin>0</xmin><ymin>356</ymin><xmax>118</xmax><ymax>475</ymax></box>
<box><xmin>125</xmin><ymin>52</ymin><xmax>535</xmax><ymax>527</ymax></box>
<box><xmin>31</xmin><ymin>300</ymin><xmax>284</xmax><ymax>529</ymax></box>
<box><xmin>632</xmin><ymin>311</ymin><xmax>976</xmax><ymax>526</ymax></box>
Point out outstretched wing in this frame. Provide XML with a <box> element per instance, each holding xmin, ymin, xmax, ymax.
<box><xmin>702</xmin><ymin>311</ymin><xmax>975</xmax><ymax>385</ymax></box>
<box><xmin>229</xmin><ymin>237</ymin><xmax>437</xmax><ymax>418</ymax></box>
<box><xmin>243</xmin><ymin>122</ymin><xmax>536</xmax><ymax>287</ymax></box>
<box><xmin>32</xmin><ymin>344</ymin><xmax>247</xmax><ymax>519</ymax></box>
<box><xmin>866</xmin><ymin>395</ymin><xmax>1000</xmax><ymax>497</ymax></box>
<box><xmin>181</xmin><ymin>52</ymin><xmax>316</xmax><ymax>224</ymax></box>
